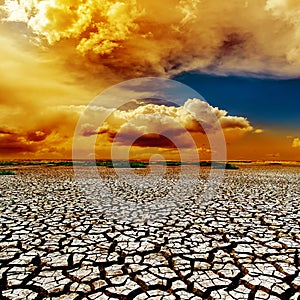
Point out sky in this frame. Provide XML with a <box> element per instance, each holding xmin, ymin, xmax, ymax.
<box><xmin>0</xmin><ymin>0</ymin><xmax>299</xmax><ymax>161</ymax></box>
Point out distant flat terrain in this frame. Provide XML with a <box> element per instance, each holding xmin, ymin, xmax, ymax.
<box><xmin>0</xmin><ymin>166</ymin><xmax>299</xmax><ymax>299</ymax></box>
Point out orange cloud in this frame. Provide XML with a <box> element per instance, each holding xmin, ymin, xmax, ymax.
<box><xmin>292</xmin><ymin>138</ymin><xmax>300</xmax><ymax>148</ymax></box>
<box><xmin>254</xmin><ymin>129</ymin><xmax>264</xmax><ymax>134</ymax></box>
<box><xmin>2</xmin><ymin>0</ymin><xmax>300</xmax><ymax>77</ymax></box>
<box><xmin>69</xmin><ymin>97</ymin><xmax>253</xmax><ymax>160</ymax></box>
<box><xmin>75</xmin><ymin>98</ymin><xmax>253</xmax><ymax>154</ymax></box>
<box><xmin>0</xmin><ymin>1</ymin><xmax>299</xmax><ymax>161</ymax></box>
<box><xmin>0</xmin><ymin>27</ymin><xmax>95</xmax><ymax>158</ymax></box>
<box><xmin>0</xmin><ymin>102</ymin><xmax>84</xmax><ymax>159</ymax></box>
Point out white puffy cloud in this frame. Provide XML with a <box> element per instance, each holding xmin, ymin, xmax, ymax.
<box><xmin>78</xmin><ymin>98</ymin><xmax>253</xmax><ymax>149</ymax></box>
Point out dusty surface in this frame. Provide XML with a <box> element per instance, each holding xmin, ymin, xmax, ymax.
<box><xmin>0</xmin><ymin>166</ymin><xmax>299</xmax><ymax>299</ymax></box>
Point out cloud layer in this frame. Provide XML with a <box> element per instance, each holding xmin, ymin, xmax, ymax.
<box><xmin>1</xmin><ymin>1</ymin><xmax>299</xmax><ymax>161</ymax></box>
<box><xmin>0</xmin><ymin>95</ymin><xmax>253</xmax><ymax>158</ymax></box>
<box><xmin>2</xmin><ymin>0</ymin><xmax>300</xmax><ymax>77</ymax></box>
<box><xmin>79</xmin><ymin>98</ymin><xmax>253</xmax><ymax>150</ymax></box>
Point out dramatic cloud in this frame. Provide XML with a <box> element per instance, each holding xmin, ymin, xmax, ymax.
<box><xmin>0</xmin><ymin>27</ymin><xmax>95</xmax><ymax>159</ymax></box>
<box><xmin>2</xmin><ymin>0</ymin><xmax>300</xmax><ymax>77</ymax></box>
<box><xmin>9</xmin><ymin>0</ymin><xmax>142</xmax><ymax>55</ymax></box>
<box><xmin>0</xmin><ymin>104</ymin><xmax>85</xmax><ymax>158</ymax></box>
<box><xmin>0</xmin><ymin>1</ymin><xmax>299</xmax><ymax>161</ymax></box>
<box><xmin>77</xmin><ymin>98</ymin><xmax>253</xmax><ymax>151</ymax></box>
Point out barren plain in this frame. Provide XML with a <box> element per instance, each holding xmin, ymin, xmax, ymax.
<box><xmin>0</xmin><ymin>165</ymin><xmax>299</xmax><ymax>299</ymax></box>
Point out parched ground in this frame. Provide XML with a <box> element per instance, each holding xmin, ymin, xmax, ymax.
<box><xmin>0</xmin><ymin>166</ymin><xmax>299</xmax><ymax>300</ymax></box>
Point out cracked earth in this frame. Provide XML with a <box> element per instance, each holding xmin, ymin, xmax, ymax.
<box><xmin>0</xmin><ymin>166</ymin><xmax>299</xmax><ymax>299</ymax></box>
